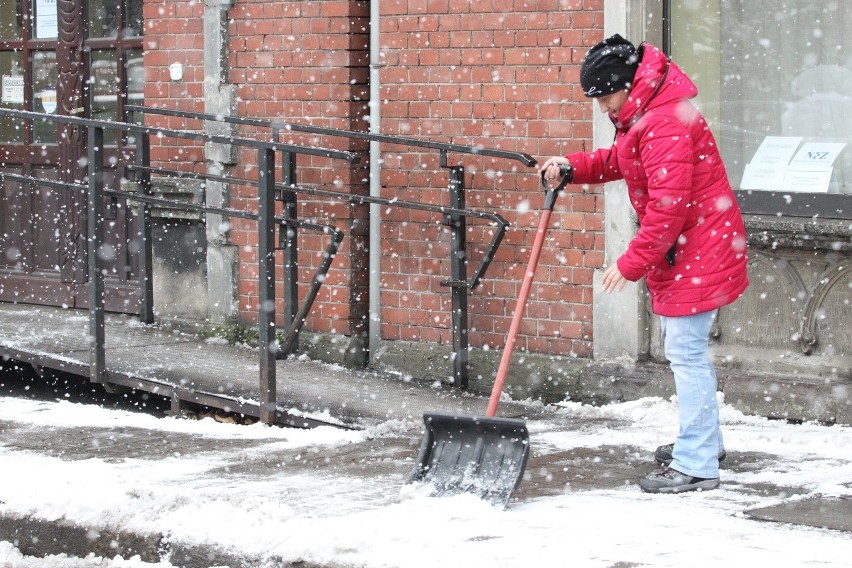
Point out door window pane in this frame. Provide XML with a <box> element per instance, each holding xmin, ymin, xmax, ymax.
<box><xmin>89</xmin><ymin>0</ymin><xmax>142</xmax><ymax>38</ymax></box>
<box><xmin>32</xmin><ymin>50</ymin><xmax>57</xmax><ymax>143</ymax></box>
<box><xmin>90</xmin><ymin>50</ymin><xmax>118</xmax><ymax>144</ymax></box>
<box><xmin>125</xmin><ymin>48</ymin><xmax>143</xmax><ymax>145</ymax></box>
<box><xmin>89</xmin><ymin>0</ymin><xmax>121</xmax><ymax>38</ymax></box>
<box><xmin>126</xmin><ymin>48</ymin><xmax>143</xmax><ymax>105</ymax></box>
<box><xmin>0</xmin><ymin>52</ymin><xmax>24</xmax><ymax>143</ymax></box>
<box><xmin>670</xmin><ymin>1</ymin><xmax>851</xmax><ymax>196</ymax></box>
<box><xmin>0</xmin><ymin>0</ymin><xmax>24</xmax><ymax>40</ymax></box>
<box><xmin>126</xmin><ymin>0</ymin><xmax>142</xmax><ymax>37</ymax></box>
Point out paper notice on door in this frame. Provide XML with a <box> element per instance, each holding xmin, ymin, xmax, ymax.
<box><xmin>781</xmin><ymin>142</ymin><xmax>847</xmax><ymax>193</ymax></box>
<box><xmin>740</xmin><ymin>136</ymin><xmax>802</xmax><ymax>190</ymax></box>
<box><xmin>2</xmin><ymin>76</ymin><xmax>24</xmax><ymax>104</ymax></box>
<box><xmin>36</xmin><ymin>0</ymin><xmax>58</xmax><ymax>39</ymax></box>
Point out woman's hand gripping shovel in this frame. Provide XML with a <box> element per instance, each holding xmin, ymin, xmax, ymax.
<box><xmin>407</xmin><ymin>165</ymin><xmax>572</xmax><ymax>508</ymax></box>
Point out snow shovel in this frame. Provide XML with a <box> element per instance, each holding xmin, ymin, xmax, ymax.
<box><xmin>408</xmin><ymin>165</ymin><xmax>571</xmax><ymax>507</ymax></box>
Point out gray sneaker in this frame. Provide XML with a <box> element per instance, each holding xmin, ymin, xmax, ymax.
<box><xmin>639</xmin><ymin>466</ymin><xmax>720</xmax><ymax>494</ymax></box>
<box><xmin>654</xmin><ymin>443</ymin><xmax>727</xmax><ymax>466</ymax></box>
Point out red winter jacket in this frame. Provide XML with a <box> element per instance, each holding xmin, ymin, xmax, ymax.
<box><xmin>567</xmin><ymin>43</ymin><xmax>748</xmax><ymax>317</ymax></box>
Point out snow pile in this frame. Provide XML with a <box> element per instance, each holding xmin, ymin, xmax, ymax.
<box><xmin>0</xmin><ymin>395</ymin><xmax>850</xmax><ymax>567</ymax></box>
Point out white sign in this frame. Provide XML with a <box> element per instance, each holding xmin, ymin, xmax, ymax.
<box><xmin>780</xmin><ymin>166</ymin><xmax>834</xmax><ymax>194</ymax></box>
<box><xmin>740</xmin><ymin>136</ymin><xmax>802</xmax><ymax>190</ymax></box>
<box><xmin>36</xmin><ymin>0</ymin><xmax>58</xmax><ymax>39</ymax></box>
<box><xmin>1</xmin><ymin>75</ymin><xmax>24</xmax><ymax>104</ymax></box>
<box><xmin>788</xmin><ymin>142</ymin><xmax>846</xmax><ymax>167</ymax></box>
<box><xmin>781</xmin><ymin>142</ymin><xmax>846</xmax><ymax>193</ymax></box>
<box><xmin>741</xmin><ymin>162</ymin><xmax>787</xmax><ymax>190</ymax></box>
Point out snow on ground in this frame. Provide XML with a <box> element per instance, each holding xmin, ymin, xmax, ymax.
<box><xmin>1</xmin><ymin>394</ymin><xmax>850</xmax><ymax>567</ymax></box>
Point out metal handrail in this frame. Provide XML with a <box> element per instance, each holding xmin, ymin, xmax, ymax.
<box><xmin>103</xmin><ymin>185</ymin><xmax>346</xmax><ymax>355</ymax></box>
<box><xmin>0</xmin><ymin>108</ymin><xmax>361</xmax><ymax>163</ymax></box>
<box><xmin>0</xmin><ymin>170</ymin><xmax>345</xmax><ymax>350</ymax></box>
<box><xmin>1</xmin><ymin>106</ymin><xmax>529</xmax><ymax>403</ymax></box>
<box><xmin>125</xmin><ymin>104</ymin><xmax>534</xmax><ymax>389</ymax></box>
<box><xmin>0</xmin><ymin>172</ymin><xmax>85</xmax><ymax>193</ymax></box>
<box><xmin>128</xmin><ymin>164</ymin><xmax>508</xmax><ymax>290</ymax></box>
<box><xmin>125</xmin><ymin>105</ymin><xmax>536</xmax><ymax>167</ymax></box>
<box><xmin>0</xmin><ymin>107</ymin><xmax>365</xmax><ymax>426</ymax></box>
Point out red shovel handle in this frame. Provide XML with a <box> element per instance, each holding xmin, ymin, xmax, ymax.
<box><xmin>485</xmin><ymin>168</ymin><xmax>569</xmax><ymax>416</ymax></box>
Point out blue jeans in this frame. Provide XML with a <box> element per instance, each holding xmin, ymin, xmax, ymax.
<box><xmin>661</xmin><ymin>310</ymin><xmax>724</xmax><ymax>479</ymax></box>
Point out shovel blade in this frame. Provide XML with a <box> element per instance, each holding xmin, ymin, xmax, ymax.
<box><xmin>408</xmin><ymin>411</ymin><xmax>530</xmax><ymax>507</ymax></box>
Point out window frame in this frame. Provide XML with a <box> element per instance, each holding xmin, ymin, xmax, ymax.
<box><xmin>662</xmin><ymin>0</ymin><xmax>851</xmax><ymax>221</ymax></box>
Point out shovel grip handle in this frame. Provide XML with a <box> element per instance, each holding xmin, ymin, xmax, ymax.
<box><xmin>540</xmin><ymin>164</ymin><xmax>573</xmax><ymax>210</ymax></box>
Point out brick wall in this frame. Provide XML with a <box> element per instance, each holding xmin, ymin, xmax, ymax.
<box><xmin>142</xmin><ymin>0</ymin><xmax>604</xmax><ymax>360</ymax></box>
<box><xmin>227</xmin><ymin>0</ymin><xmax>371</xmax><ymax>344</ymax></box>
<box><xmin>142</xmin><ymin>0</ymin><xmax>205</xmax><ymax>163</ymax></box>
<box><xmin>377</xmin><ymin>0</ymin><xmax>604</xmax><ymax>358</ymax></box>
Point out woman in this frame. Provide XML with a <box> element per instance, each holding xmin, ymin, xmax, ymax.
<box><xmin>540</xmin><ymin>34</ymin><xmax>749</xmax><ymax>493</ymax></box>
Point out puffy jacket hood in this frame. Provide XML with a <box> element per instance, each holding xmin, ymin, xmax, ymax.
<box><xmin>612</xmin><ymin>44</ymin><xmax>699</xmax><ymax>131</ymax></box>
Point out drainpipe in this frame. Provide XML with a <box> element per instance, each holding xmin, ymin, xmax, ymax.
<box><xmin>368</xmin><ymin>1</ymin><xmax>381</xmax><ymax>364</ymax></box>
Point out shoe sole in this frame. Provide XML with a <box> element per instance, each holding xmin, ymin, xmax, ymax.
<box><xmin>639</xmin><ymin>478</ymin><xmax>721</xmax><ymax>494</ymax></box>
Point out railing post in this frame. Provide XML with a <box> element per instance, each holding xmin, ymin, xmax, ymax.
<box><xmin>444</xmin><ymin>165</ymin><xmax>469</xmax><ymax>389</ymax></box>
<box><xmin>136</xmin><ymin>132</ymin><xmax>154</xmax><ymax>323</ymax></box>
<box><xmin>87</xmin><ymin>126</ymin><xmax>106</xmax><ymax>383</ymax></box>
<box><xmin>258</xmin><ymin>147</ymin><xmax>277</xmax><ymax>424</ymax></box>
<box><xmin>280</xmin><ymin>150</ymin><xmax>298</xmax><ymax>357</ymax></box>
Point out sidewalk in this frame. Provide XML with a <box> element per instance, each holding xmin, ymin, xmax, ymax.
<box><xmin>1</xmin><ymin>364</ymin><xmax>850</xmax><ymax>568</ymax></box>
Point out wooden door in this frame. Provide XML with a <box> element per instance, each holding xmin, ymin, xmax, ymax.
<box><xmin>0</xmin><ymin>0</ymin><xmax>143</xmax><ymax>313</ymax></box>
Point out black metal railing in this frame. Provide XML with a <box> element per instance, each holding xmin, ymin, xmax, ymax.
<box><xmin>0</xmin><ymin>105</ymin><xmax>534</xmax><ymax>425</ymax></box>
<box><xmin>0</xmin><ymin>107</ymin><xmax>357</xmax><ymax>426</ymax></box>
<box><xmin>126</xmin><ymin>105</ymin><xmax>536</xmax><ymax>387</ymax></box>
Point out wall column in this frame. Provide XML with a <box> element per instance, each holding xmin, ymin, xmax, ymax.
<box><xmin>592</xmin><ymin>0</ymin><xmax>648</xmax><ymax>359</ymax></box>
<box><xmin>203</xmin><ymin>0</ymin><xmax>239</xmax><ymax>323</ymax></box>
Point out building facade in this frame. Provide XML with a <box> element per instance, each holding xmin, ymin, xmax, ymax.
<box><xmin>0</xmin><ymin>0</ymin><xmax>848</xmax><ymax>422</ymax></box>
